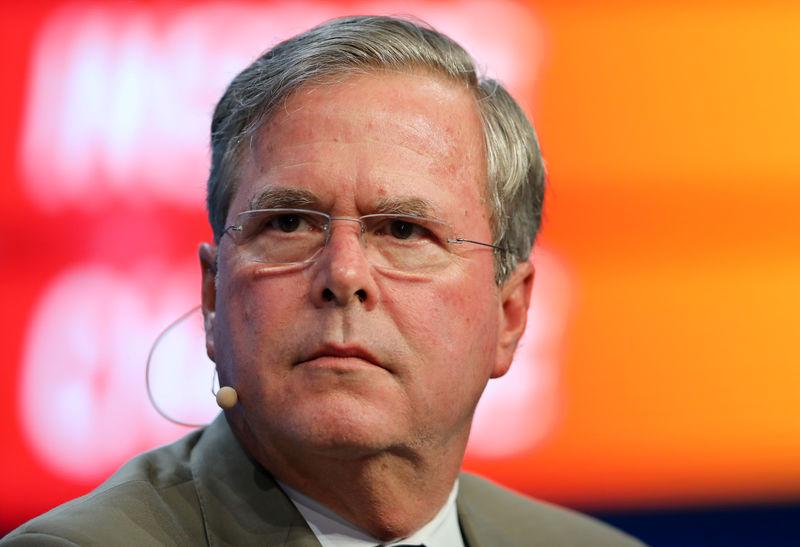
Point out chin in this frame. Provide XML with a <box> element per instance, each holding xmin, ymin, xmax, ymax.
<box><xmin>280</xmin><ymin>399</ymin><xmax>414</xmax><ymax>457</ymax></box>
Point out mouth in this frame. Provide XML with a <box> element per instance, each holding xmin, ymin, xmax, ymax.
<box><xmin>296</xmin><ymin>344</ymin><xmax>384</xmax><ymax>371</ymax></box>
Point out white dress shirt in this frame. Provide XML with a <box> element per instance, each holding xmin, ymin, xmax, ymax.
<box><xmin>277</xmin><ymin>479</ymin><xmax>465</xmax><ymax>547</ymax></box>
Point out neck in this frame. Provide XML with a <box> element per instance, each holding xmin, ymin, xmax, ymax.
<box><xmin>237</xmin><ymin>423</ymin><xmax>468</xmax><ymax>541</ymax></box>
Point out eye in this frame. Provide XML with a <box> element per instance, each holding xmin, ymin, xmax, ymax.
<box><xmin>373</xmin><ymin>216</ymin><xmax>442</xmax><ymax>243</ymax></box>
<box><xmin>270</xmin><ymin>213</ymin><xmax>304</xmax><ymax>232</ymax></box>
<box><xmin>361</xmin><ymin>214</ymin><xmax>450</xmax><ymax>249</ymax></box>
<box><xmin>388</xmin><ymin>219</ymin><xmax>418</xmax><ymax>240</ymax></box>
<box><xmin>238</xmin><ymin>210</ymin><xmax>325</xmax><ymax>241</ymax></box>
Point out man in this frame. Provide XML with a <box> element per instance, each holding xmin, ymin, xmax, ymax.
<box><xmin>3</xmin><ymin>16</ymin><xmax>643</xmax><ymax>546</ymax></box>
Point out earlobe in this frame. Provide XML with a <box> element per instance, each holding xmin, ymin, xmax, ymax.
<box><xmin>491</xmin><ymin>260</ymin><xmax>535</xmax><ymax>379</ymax></box>
<box><xmin>199</xmin><ymin>243</ymin><xmax>218</xmax><ymax>362</ymax></box>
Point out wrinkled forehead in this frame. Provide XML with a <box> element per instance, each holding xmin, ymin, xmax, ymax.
<box><xmin>249</xmin><ymin>71</ymin><xmax>482</xmax><ymax>162</ymax></box>
<box><xmin>229</xmin><ymin>71</ymin><xmax>490</xmax><ymax>227</ymax></box>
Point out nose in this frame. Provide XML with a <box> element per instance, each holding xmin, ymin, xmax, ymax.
<box><xmin>309</xmin><ymin>219</ymin><xmax>379</xmax><ymax>309</ymax></box>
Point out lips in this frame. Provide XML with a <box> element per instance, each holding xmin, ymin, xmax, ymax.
<box><xmin>296</xmin><ymin>343</ymin><xmax>384</xmax><ymax>370</ymax></box>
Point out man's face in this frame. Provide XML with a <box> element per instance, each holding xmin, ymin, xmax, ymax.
<box><xmin>202</xmin><ymin>71</ymin><xmax>531</xmax><ymax>463</ymax></box>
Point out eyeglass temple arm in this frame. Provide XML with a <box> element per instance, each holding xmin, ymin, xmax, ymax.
<box><xmin>448</xmin><ymin>237</ymin><xmax>510</xmax><ymax>253</ymax></box>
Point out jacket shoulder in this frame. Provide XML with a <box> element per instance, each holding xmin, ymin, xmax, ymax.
<box><xmin>2</xmin><ymin>429</ymin><xmax>206</xmax><ymax>546</ymax></box>
<box><xmin>457</xmin><ymin>473</ymin><xmax>646</xmax><ymax>547</ymax></box>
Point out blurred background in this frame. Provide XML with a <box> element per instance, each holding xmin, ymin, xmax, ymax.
<box><xmin>2</xmin><ymin>1</ymin><xmax>799</xmax><ymax>545</ymax></box>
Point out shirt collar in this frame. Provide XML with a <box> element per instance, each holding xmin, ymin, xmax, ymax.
<box><xmin>278</xmin><ymin>478</ymin><xmax>464</xmax><ymax>547</ymax></box>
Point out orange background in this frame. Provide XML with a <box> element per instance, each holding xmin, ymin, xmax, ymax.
<box><xmin>474</xmin><ymin>1</ymin><xmax>800</xmax><ymax>509</ymax></box>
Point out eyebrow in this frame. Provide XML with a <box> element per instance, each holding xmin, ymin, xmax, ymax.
<box><xmin>373</xmin><ymin>197</ymin><xmax>436</xmax><ymax>218</ymax></box>
<box><xmin>248</xmin><ymin>187</ymin><xmax>319</xmax><ymax>210</ymax></box>
<box><xmin>246</xmin><ymin>188</ymin><xmax>437</xmax><ymax>219</ymax></box>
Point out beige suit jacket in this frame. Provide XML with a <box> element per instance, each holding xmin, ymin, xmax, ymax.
<box><xmin>2</xmin><ymin>415</ymin><xmax>644</xmax><ymax>546</ymax></box>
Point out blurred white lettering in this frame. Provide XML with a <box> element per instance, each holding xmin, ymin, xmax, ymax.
<box><xmin>19</xmin><ymin>263</ymin><xmax>214</xmax><ymax>480</ymax></box>
<box><xmin>19</xmin><ymin>1</ymin><xmax>542</xmax><ymax>211</ymax></box>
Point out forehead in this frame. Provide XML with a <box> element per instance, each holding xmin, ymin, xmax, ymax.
<box><xmin>231</xmin><ymin>71</ymin><xmax>489</xmax><ymax>228</ymax></box>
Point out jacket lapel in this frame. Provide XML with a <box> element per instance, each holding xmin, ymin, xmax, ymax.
<box><xmin>190</xmin><ymin>415</ymin><xmax>322</xmax><ymax>547</ymax></box>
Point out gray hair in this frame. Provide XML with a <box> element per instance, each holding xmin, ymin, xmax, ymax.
<box><xmin>207</xmin><ymin>15</ymin><xmax>544</xmax><ymax>283</ymax></box>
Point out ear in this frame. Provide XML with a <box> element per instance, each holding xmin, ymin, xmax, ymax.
<box><xmin>199</xmin><ymin>243</ymin><xmax>218</xmax><ymax>362</ymax></box>
<box><xmin>491</xmin><ymin>260</ymin><xmax>535</xmax><ymax>379</ymax></box>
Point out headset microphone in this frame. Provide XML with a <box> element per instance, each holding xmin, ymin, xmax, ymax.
<box><xmin>215</xmin><ymin>386</ymin><xmax>239</xmax><ymax>409</ymax></box>
<box><xmin>147</xmin><ymin>306</ymin><xmax>240</xmax><ymax>425</ymax></box>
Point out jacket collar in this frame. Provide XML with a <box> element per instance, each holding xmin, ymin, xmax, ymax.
<box><xmin>190</xmin><ymin>414</ymin><xmax>321</xmax><ymax>546</ymax></box>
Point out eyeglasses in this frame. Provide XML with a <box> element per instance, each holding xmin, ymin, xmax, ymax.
<box><xmin>222</xmin><ymin>208</ymin><xmax>508</xmax><ymax>273</ymax></box>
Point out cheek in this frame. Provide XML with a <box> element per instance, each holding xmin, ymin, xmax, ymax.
<box><xmin>393</xmin><ymin>281</ymin><xmax>500</xmax><ymax>430</ymax></box>
<box><xmin>213</xmin><ymin>269</ymin><xmax>307</xmax><ymax>384</ymax></box>
<box><xmin>446</xmin><ymin>290</ymin><xmax>500</xmax><ymax>370</ymax></box>
<box><xmin>386</xmin><ymin>273</ymin><xmax>499</xmax><ymax>372</ymax></box>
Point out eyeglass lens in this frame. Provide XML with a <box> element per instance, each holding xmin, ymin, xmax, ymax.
<box><xmin>229</xmin><ymin>209</ymin><xmax>454</xmax><ymax>272</ymax></box>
